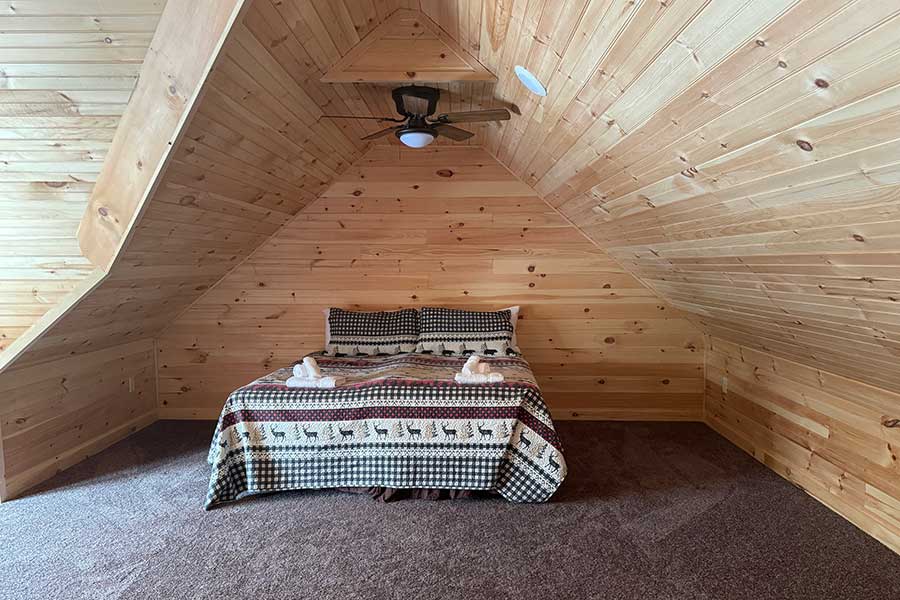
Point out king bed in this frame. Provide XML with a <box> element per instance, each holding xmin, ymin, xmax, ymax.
<box><xmin>205</xmin><ymin>307</ymin><xmax>567</xmax><ymax>508</ymax></box>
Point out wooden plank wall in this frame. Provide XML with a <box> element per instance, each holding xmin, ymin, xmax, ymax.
<box><xmin>705</xmin><ymin>336</ymin><xmax>900</xmax><ymax>554</ymax></box>
<box><xmin>157</xmin><ymin>145</ymin><xmax>704</xmax><ymax>420</ymax></box>
<box><xmin>0</xmin><ymin>0</ymin><xmax>166</xmax><ymax>351</ymax></box>
<box><xmin>452</xmin><ymin>0</ymin><xmax>900</xmax><ymax>393</ymax></box>
<box><xmin>0</xmin><ymin>339</ymin><xmax>157</xmax><ymax>499</ymax></box>
<box><xmin>0</xmin><ymin>0</ymin><xmax>374</xmax><ymax>500</ymax></box>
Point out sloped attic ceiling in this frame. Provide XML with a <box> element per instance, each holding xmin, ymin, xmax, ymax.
<box><xmin>412</xmin><ymin>0</ymin><xmax>900</xmax><ymax>393</ymax></box>
<box><xmin>197</xmin><ymin>0</ymin><xmax>899</xmax><ymax>393</ymax></box>
<box><xmin>0</xmin><ymin>0</ymin><xmax>896</xmax><ymax>390</ymax></box>
<box><xmin>0</xmin><ymin>0</ymin><xmax>167</xmax><ymax>351</ymax></box>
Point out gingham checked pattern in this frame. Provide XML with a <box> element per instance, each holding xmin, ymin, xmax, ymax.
<box><xmin>205</xmin><ymin>354</ymin><xmax>566</xmax><ymax>508</ymax></box>
<box><xmin>325</xmin><ymin>308</ymin><xmax>420</xmax><ymax>356</ymax></box>
<box><xmin>417</xmin><ymin>307</ymin><xmax>519</xmax><ymax>356</ymax></box>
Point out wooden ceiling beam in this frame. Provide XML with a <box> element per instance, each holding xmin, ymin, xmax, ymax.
<box><xmin>77</xmin><ymin>0</ymin><xmax>251</xmax><ymax>271</ymax></box>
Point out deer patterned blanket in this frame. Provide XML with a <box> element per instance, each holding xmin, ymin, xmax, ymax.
<box><xmin>205</xmin><ymin>353</ymin><xmax>567</xmax><ymax>508</ymax></box>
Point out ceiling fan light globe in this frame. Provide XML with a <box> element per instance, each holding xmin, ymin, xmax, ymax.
<box><xmin>398</xmin><ymin>131</ymin><xmax>436</xmax><ymax>148</ymax></box>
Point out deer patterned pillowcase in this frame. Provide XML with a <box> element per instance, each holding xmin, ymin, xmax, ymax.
<box><xmin>324</xmin><ymin>308</ymin><xmax>420</xmax><ymax>356</ymax></box>
<box><xmin>417</xmin><ymin>306</ymin><xmax>520</xmax><ymax>356</ymax></box>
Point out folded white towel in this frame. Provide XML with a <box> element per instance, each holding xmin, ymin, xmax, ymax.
<box><xmin>462</xmin><ymin>354</ymin><xmax>483</xmax><ymax>376</ymax></box>
<box><xmin>293</xmin><ymin>356</ymin><xmax>324</xmax><ymax>378</ymax></box>
<box><xmin>454</xmin><ymin>372</ymin><xmax>503</xmax><ymax>384</ymax></box>
<box><xmin>286</xmin><ymin>376</ymin><xmax>343</xmax><ymax>389</ymax></box>
<box><xmin>303</xmin><ymin>356</ymin><xmax>322</xmax><ymax>378</ymax></box>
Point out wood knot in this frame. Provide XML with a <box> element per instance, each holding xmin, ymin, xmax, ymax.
<box><xmin>527</xmin><ymin>265</ymin><xmax>535</xmax><ymax>272</ymax></box>
<box><xmin>755</xmin><ymin>39</ymin><xmax>766</xmax><ymax>47</ymax></box>
<box><xmin>777</xmin><ymin>60</ymin><xmax>788</xmax><ymax>68</ymax></box>
<box><xmin>351</xmin><ymin>189</ymin><xmax>363</xmax><ymax>196</ymax></box>
<box><xmin>97</xmin><ymin>206</ymin><xmax>109</xmax><ymax>217</ymax></box>
<box><xmin>852</xmin><ymin>234</ymin><xmax>865</xmax><ymax>242</ymax></box>
<box><xmin>882</xmin><ymin>418</ymin><xmax>900</xmax><ymax>428</ymax></box>
<box><xmin>436</xmin><ymin>169</ymin><xmax>454</xmax><ymax>178</ymax></box>
<box><xmin>796</xmin><ymin>140</ymin><xmax>813</xmax><ymax>152</ymax></box>
<box><xmin>814</xmin><ymin>78</ymin><xmax>829</xmax><ymax>88</ymax></box>
<box><xmin>604</xmin><ymin>337</ymin><xmax>616</xmax><ymax>344</ymax></box>
<box><xmin>406</xmin><ymin>71</ymin><xmax>416</xmax><ymax>78</ymax></box>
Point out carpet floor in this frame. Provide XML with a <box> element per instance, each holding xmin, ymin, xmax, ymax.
<box><xmin>2</xmin><ymin>420</ymin><xmax>898</xmax><ymax>600</ymax></box>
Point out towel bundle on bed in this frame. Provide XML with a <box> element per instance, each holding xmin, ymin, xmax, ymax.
<box><xmin>287</xmin><ymin>356</ymin><xmax>344</xmax><ymax>388</ymax></box>
<box><xmin>455</xmin><ymin>355</ymin><xmax>504</xmax><ymax>384</ymax></box>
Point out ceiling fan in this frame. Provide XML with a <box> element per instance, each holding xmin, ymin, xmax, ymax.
<box><xmin>323</xmin><ymin>85</ymin><xmax>510</xmax><ymax>148</ymax></box>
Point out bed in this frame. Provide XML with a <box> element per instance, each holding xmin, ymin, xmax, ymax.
<box><xmin>205</xmin><ymin>352</ymin><xmax>567</xmax><ymax>508</ymax></box>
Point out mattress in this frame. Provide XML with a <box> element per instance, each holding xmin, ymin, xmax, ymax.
<box><xmin>205</xmin><ymin>353</ymin><xmax>567</xmax><ymax>508</ymax></box>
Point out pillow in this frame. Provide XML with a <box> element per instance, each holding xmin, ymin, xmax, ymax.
<box><xmin>324</xmin><ymin>308</ymin><xmax>419</xmax><ymax>356</ymax></box>
<box><xmin>417</xmin><ymin>306</ymin><xmax>520</xmax><ymax>356</ymax></box>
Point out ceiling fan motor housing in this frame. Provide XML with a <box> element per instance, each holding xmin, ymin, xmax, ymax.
<box><xmin>392</xmin><ymin>85</ymin><xmax>440</xmax><ymax>117</ymax></box>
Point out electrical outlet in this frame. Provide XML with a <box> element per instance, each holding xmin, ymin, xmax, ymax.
<box><xmin>128</xmin><ymin>376</ymin><xmax>135</xmax><ymax>393</ymax></box>
<box><xmin>721</xmin><ymin>375</ymin><xmax>728</xmax><ymax>395</ymax></box>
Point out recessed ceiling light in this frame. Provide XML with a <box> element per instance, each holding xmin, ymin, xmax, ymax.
<box><xmin>514</xmin><ymin>65</ymin><xmax>547</xmax><ymax>96</ymax></box>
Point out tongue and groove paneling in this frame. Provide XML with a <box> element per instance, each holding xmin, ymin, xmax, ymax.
<box><xmin>0</xmin><ymin>0</ymin><xmax>370</xmax><ymax>500</ymax></box>
<box><xmin>470</xmin><ymin>0</ymin><xmax>900</xmax><ymax>392</ymax></box>
<box><xmin>156</xmin><ymin>146</ymin><xmax>705</xmax><ymax>420</ymax></box>
<box><xmin>0</xmin><ymin>0</ymin><xmax>166</xmax><ymax>351</ymax></box>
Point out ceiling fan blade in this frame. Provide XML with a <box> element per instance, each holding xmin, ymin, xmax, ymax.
<box><xmin>323</xmin><ymin>114</ymin><xmax>405</xmax><ymax>122</ymax></box>
<box><xmin>361</xmin><ymin>126</ymin><xmax>402</xmax><ymax>141</ymax></box>
<box><xmin>433</xmin><ymin>124</ymin><xmax>475</xmax><ymax>141</ymax></box>
<box><xmin>435</xmin><ymin>109</ymin><xmax>511</xmax><ymax>124</ymax></box>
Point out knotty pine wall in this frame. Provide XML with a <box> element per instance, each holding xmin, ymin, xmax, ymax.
<box><xmin>0</xmin><ymin>339</ymin><xmax>157</xmax><ymax>500</ymax></box>
<box><xmin>157</xmin><ymin>146</ymin><xmax>704</xmax><ymax>420</ymax></box>
<box><xmin>0</xmin><ymin>0</ymin><xmax>365</xmax><ymax>501</ymax></box>
<box><xmin>0</xmin><ymin>1</ymin><xmax>166</xmax><ymax>351</ymax></box>
<box><xmin>705</xmin><ymin>337</ymin><xmax>900</xmax><ymax>553</ymax></box>
<box><xmin>490</xmin><ymin>0</ymin><xmax>900</xmax><ymax>394</ymax></box>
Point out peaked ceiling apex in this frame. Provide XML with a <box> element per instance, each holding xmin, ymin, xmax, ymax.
<box><xmin>321</xmin><ymin>9</ymin><xmax>496</xmax><ymax>83</ymax></box>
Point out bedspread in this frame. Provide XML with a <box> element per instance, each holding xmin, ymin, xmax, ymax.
<box><xmin>205</xmin><ymin>353</ymin><xmax>567</xmax><ymax>508</ymax></box>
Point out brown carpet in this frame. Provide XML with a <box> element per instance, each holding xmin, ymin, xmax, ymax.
<box><xmin>2</xmin><ymin>421</ymin><xmax>897</xmax><ymax>600</ymax></box>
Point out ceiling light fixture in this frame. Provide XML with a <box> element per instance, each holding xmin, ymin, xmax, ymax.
<box><xmin>514</xmin><ymin>65</ymin><xmax>547</xmax><ymax>96</ymax></box>
<box><xmin>398</xmin><ymin>129</ymin><xmax>436</xmax><ymax>148</ymax></box>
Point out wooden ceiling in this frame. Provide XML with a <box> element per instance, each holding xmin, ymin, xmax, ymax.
<box><xmin>4</xmin><ymin>0</ymin><xmax>900</xmax><ymax>396</ymax></box>
<box><xmin>0</xmin><ymin>0</ymin><xmax>166</xmax><ymax>350</ymax></box>
<box><xmin>405</xmin><ymin>0</ymin><xmax>900</xmax><ymax>393</ymax></box>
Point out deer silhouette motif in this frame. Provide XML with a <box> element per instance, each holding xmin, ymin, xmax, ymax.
<box><xmin>241</xmin><ymin>430</ymin><xmax>251</xmax><ymax>441</ymax></box>
<box><xmin>218</xmin><ymin>438</ymin><xmax>228</xmax><ymax>449</ymax></box>
<box><xmin>519</xmin><ymin>431</ymin><xmax>532</xmax><ymax>449</ymax></box>
<box><xmin>374</xmin><ymin>423</ymin><xmax>389</xmax><ymax>439</ymax></box>
<box><xmin>441</xmin><ymin>423</ymin><xmax>457</xmax><ymax>440</ymax></box>
<box><xmin>270</xmin><ymin>426</ymin><xmax>287</xmax><ymax>442</ymax></box>
<box><xmin>406</xmin><ymin>423</ymin><xmax>422</xmax><ymax>439</ymax></box>
<box><xmin>548</xmin><ymin>454</ymin><xmax>560</xmax><ymax>472</ymax></box>
<box><xmin>477</xmin><ymin>423</ymin><xmax>493</xmax><ymax>440</ymax></box>
<box><xmin>301</xmin><ymin>426</ymin><xmax>318</xmax><ymax>441</ymax></box>
<box><xmin>338</xmin><ymin>426</ymin><xmax>355</xmax><ymax>441</ymax></box>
